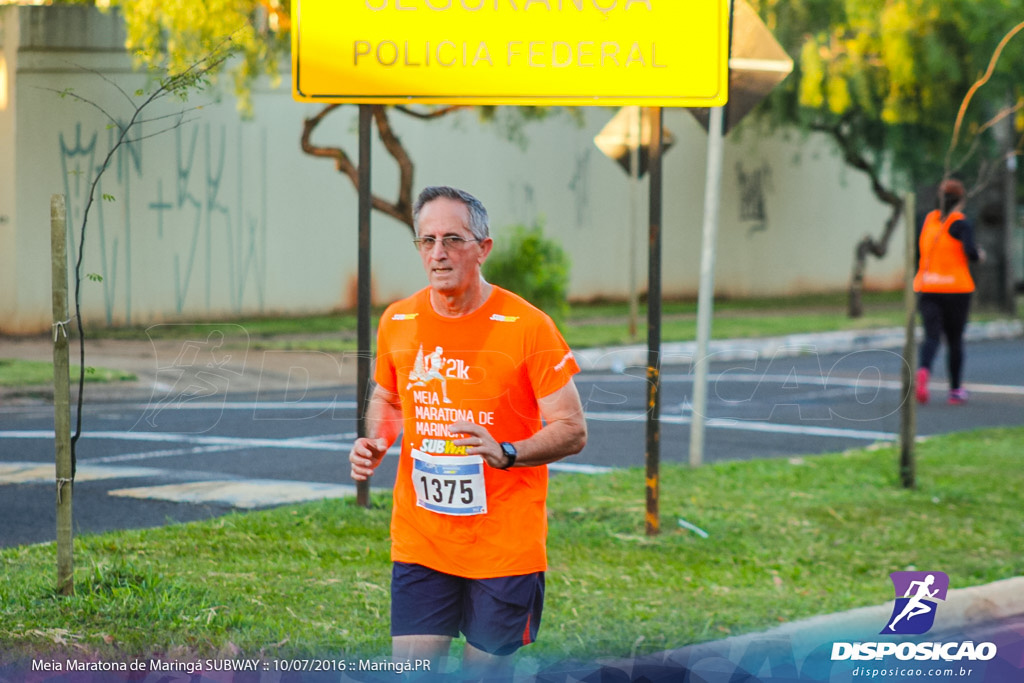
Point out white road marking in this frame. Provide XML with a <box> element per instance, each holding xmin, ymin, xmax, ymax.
<box><xmin>589</xmin><ymin>372</ymin><xmax>1024</xmax><ymax>396</ymax></box>
<box><xmin>581</xmin><ymin>412</ymin><xmax>896</xmax><ymax>441</ymax></box>
<box><xmin>108</xmin><ymin>479</ymin><xmax>362</xmax><ymax>509</ymax></box>
<box><xmin>547</xmin><ymin>462</ymin><xmax>615</xmax><ymax>474</ymax></box>
<box><xmin>0</xmin><ymin>461</ymin><xmax>165</xmax><ymax>484</ymax></box>
<box><xmin>0</xmin><ymin>460</ymin><xmax>376</xmax><ymax>508</ymax></box>
<box><xmin>127</xmin><ymin>400</ymin><xmax>359</xmax><ymax>411</ymax></box>
<box><xmin>0</xmin><ymin>430</ymin><xmax>352</xmax><ymax>451</ymax></box>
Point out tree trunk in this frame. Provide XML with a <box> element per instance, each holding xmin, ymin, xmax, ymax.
<box><xmin>813</xmin><ymin>122</ymin><xmax>905</xmax><ymax>318</ymax></box>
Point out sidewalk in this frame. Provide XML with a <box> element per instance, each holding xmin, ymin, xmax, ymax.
<box><xmin>575</xmin><ymin>318</ymin><xmax>1024</xmax><ymax>370</ymax></box>
<box><xmin>0</xmin><ymin>334</ymin><xmax>360</xmax><ymax>403</ymax></box>
<box><xmin>3</xmin><ymin>319</ymin><xmax>1022</xmax><ymax>404</ymax></box>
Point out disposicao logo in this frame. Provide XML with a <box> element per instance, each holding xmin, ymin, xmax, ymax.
<box><xmin>882</xmin><ymin>571</ymin><xmax>949</xmax><ymax>635</ymax></box>
<box><xmin>830</xmin><ymin>570</ymin><xmax>998</xmax><ymax>663</ymax></box>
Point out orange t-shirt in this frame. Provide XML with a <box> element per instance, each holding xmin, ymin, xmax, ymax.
<box><xmin>374</xmin><ymin>286</ymin><xmax>580</xmax><ymax>578</ymax></box>
<box><xmin>913</xmin><ymin>210</ymin><xmax>975</xmax><ymax>293</ymax></box>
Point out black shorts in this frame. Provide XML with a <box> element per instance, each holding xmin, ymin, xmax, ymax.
<box><xmin>390</xmin><ymin>562</ymin><xmax>545</xmax><ymax>656</ymax></box>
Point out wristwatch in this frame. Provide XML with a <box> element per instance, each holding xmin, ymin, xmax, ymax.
<box><xmin>498</xmin><ymin>442</ymin><xmax>517</xmax><ymax>470</ymax></box>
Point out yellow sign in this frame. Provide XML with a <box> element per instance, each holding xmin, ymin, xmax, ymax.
<box><xmin>291</xmin><ymin>0</ymin><xmax>729</xmax><ymax>107</ymax></box>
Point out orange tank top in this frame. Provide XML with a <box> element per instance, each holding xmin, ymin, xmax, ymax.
<box><xmin>375</xmin><ymin>286</ymin><xmax>580</xmax><ymax>578</ymax></box>
<box><xmin>913</xmin><ymin>210</ymin><xmax>975</xmax><ymax>293</ymax></box>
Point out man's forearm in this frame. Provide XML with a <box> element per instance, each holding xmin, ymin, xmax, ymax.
<box><xmin>510</xmin><ymin>417</ymin><xmax>587</xmax><ymax>468</ymax></box>
<box><xmin>365</xmin><ymin>387</ymin><xmax>404</xmax><ymax>446</ymax></box>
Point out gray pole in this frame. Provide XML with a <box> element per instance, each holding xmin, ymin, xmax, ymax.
<box><xmin>356</xmin><ymin>105</ymin><xmax>372</xmax><ymax>508</ymax></box>
<box><xmin>688</xmin><ymin>105</ymin><xmax>726</xmax><ymax>468</ymax></box>
<box><xmin>629</xmin><ymin>107</ymin><xmax>641</xmax><ymax>341</ymax></box>
<box><xmin>51</xmin><ymin>194</ymin><xmax>74</xmax><ymax>596</ymax></box>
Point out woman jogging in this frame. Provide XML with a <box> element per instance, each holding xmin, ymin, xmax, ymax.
<box><xmin>913</xmin><ymin>178</ymin><xmax>985</xmax><ymax>405</ymax></box>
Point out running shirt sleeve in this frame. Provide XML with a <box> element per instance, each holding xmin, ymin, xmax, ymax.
<box><xmin>374</xmin><ymin>309</ymin><xmax>399</xmax><ymax>394</ymax></box>
<box><xmin>523</xmin><ymin>314</ymin><xmax>580</xmax><ymax>400</ymax></box>
<box><xmin>948</xmin><ymin>219</ymin><xmax>981</xmax><ymax>261</ymax></box>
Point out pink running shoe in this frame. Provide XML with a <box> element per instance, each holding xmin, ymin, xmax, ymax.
<box><xmin>915</xmin><ymin>368</ymin><xmax>930</xmax><ymax>404</ymax></box>
<box><xmin>948</xmin><ymin>388</ymin><xmax>969</xmax><ymax>405</ymax></box>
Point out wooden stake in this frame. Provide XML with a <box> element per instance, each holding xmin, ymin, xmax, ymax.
<box><xmin>51</xmin><ymin>194</ymin><xmax>74</xmax><ymax>595</ymax></box>
<box><xmin>900</xmin><ymin>192</ymin><xmax>917</xmax><ymax>490</ymax></box>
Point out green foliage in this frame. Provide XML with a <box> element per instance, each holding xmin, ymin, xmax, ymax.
<box><xmin>751</xmin><ymin>0</ymin><xmax>1024</xmax><ymax>187</ymax></box>
<box><xmin>483</xmin><ymin>222</ymin><xmax>570</xmax><ymax>325</ymax></box>
<box><xmin>96</xmin><ymin>0</ymin><xmax>289</xmax><ymax>116</ymax></box>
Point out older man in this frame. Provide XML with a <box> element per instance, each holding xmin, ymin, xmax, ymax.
<box><xmin>349</xmin><ymin>186</ymin><xmax>587</xmax><ymax>676</ymax></box>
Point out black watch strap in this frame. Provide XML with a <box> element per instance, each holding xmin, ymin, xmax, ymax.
<box><xmin>498</xmin><ymin>442</ymin><xmax>517</xmax><ymax>470</ymax></box>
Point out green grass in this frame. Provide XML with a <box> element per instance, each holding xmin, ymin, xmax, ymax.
<box><xmin>99</xmin><ymin>292</ymin><xmax>911</xmax><ymax>353</ymax></box>
<box><xmin>0</xmin><ymin>359</ymin><xmax>135</xmax><ymax>387</ymax></box>
<box><xmin>2</xmin><ymin>427</ymin><xmax>1021</xmax><ymax>666</ymax></box>
<box><xmin>83</xmin><ymin>311</ymin><xmax>370</xmax><ymax>342</ymax></box>
<box><xmin>561</xmin><ymin>310</ymin><xmax>906</xmax><ymax>349</ymax></box>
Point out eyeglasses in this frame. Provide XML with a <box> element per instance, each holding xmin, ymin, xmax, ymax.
<box><xmin>412</xmin><ymin>235</ymin><xmax>480</xmax><ymax>252</ymax></box>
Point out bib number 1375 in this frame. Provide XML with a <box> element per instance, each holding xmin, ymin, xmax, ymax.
<box><xmin>411</xmin><ymin>450</ymin><xmax>487</xmax><ymax>516</ymax></box>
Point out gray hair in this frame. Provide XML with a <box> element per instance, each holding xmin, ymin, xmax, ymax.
<box><xmin>413</xmin><ymin>186</ymin><xmax>490</xmax><ymax>241</ymax></box>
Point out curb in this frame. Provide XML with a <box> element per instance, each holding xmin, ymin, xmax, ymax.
<box><xmin>685</xmin><ymin>575</ymin><xmax>1024</xmax><ymax>659</ymax></box>
<box><xmin>549</xmin><ymin>576</ymin><xmax>1024</xmax><ymax>681</ymax></box>
<box><xmin>574</xmin><ymin>319</ymin><xmax>1024</xmax><ymax>372</ymax></box>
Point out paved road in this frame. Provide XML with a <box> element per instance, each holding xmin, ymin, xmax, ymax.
<box><xmin>1</xmin><ymin>338</ymin><xmax>1022</xmax><ymax>548</ymax></box>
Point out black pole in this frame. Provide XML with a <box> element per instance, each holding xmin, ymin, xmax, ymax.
<box><xmin>644</xmin><ymin>107</ymin><xmax>664</xmax><ymax>536</ymax></box>
<box><xmin>356</xmin><ymin>105</ymin><xmax>372</xmax><ymax>508</ymax></box>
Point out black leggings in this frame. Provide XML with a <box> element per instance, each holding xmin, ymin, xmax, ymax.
<box><xmin>918</xmin><ymin>292</ymin><xmax>972</xmax><ymax>390</ymax></box>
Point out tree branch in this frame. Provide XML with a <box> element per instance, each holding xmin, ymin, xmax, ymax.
<box><xmin>300</xmin><ymin>104</ymin><xmax>418</xmax><ymax>230</ymax></box>
<box><xmin>371</xmin><ymin>106</ymin><xmax>414</xmax><ymax>229</ymax></box>
<box><xmin>394</xmin><ymin>104</ymin><xmax>467</xmax><ymax>120</ymax></box>
<box><xmin>946</xmin><ymin>20</ymin><xmax>1024</xmax><ymax>171</ymax></box>
<box><xmin>811</xmin><ymin>119</ymin><xmax>904</xmax><ymax>317</ymax></box>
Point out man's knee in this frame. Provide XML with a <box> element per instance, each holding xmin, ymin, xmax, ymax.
<box><xmin>393</xmin><ymin>634</ymin><xmax>452</xmax><ymax>661</ymax></box>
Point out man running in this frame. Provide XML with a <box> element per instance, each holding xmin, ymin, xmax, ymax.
<box><xmin>349</xmin><ymin>186</ymin><xmax>587</xmax><ymax>678</ymax></box>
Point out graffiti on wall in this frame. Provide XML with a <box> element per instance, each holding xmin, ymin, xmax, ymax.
<box><xmin>736</xmin><ymin>160</ymin><xmax>772</xmax><ymax>235</ymax></box>
<box><xmin>59</xmin><ymin>120</ymin><xmax>268</xmax><ymax>325</ymax></box>
<box><xmin>568</xmin><ymin>147</ymin><xmax>592</xmax><ymax>228</ymax></box>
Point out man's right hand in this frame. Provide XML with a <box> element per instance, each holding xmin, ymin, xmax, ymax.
<box><xmin>350</xmin><ymin>437</ymin><xmax>390</xmax><ymax>481</ymax></box>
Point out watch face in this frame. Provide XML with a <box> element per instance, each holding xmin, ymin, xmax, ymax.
<box><xmin>499</xmin><ymin>442</ymin><xmax>517</xmax><ymax>469</ymax></box>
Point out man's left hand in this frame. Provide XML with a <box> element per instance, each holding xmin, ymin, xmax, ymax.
<box><xmin>450</xmin><ymin>420</ymin><xmax>509</xmax><ymax>469</ymax></box>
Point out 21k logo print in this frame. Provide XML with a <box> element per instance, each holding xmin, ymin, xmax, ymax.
<box><xmin>882</xmin><ymin>571</ymin><xmax>949</xmax><ymax>635</ymax></box>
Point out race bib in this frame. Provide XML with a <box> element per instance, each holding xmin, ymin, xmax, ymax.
<box><xmin>411</xmin><ymin>449</ymin><xmax>487</xmax><ymax>516</ymax></box>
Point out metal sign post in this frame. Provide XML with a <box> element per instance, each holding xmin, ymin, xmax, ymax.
<box><xmin>689</xmin><ymin>106</ymin><xmax>726</xmax><ymax>467</ymax></box>
<box><xmin>356</xmin><ymin>105</ymin><xmax>373</xmax><ymax>508</ymax></box>
<box><xmin>644</xmin><ymin>107</ymin><xmax>663</xmax><ymax>536</ymax></box>
<box><xmin>686</xmin><ymin>0</ymin><xmax>791</xmax><ymax>466</ymax></box>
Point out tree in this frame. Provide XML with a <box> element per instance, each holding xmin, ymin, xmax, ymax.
<box><xmin>44</xmin><ymin>45</ymin><xmax>232</xmax><ymax>594</ymax></box>
<box><xmin>749</xmin><ymin>0</ymin><xmax>1024</xmax><ymax>315</ymax></box>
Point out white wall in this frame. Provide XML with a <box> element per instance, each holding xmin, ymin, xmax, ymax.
<box><xmin>0</xmin><ymin>5</ymin><xmax>901</xmax><ymax>335</ymax></box>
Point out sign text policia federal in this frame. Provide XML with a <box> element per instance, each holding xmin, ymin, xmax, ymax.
<box><xmin>355</xmin><ymin>0</ymin><xmax>663</xmax><ymax>70</ymax></box>
<box><xmin>362</xmin><ymin>0</ymin><xmax>653</xmax><ymax>13</ymax></box>
<box><xmin>292</xmin><ymin>0</ymin><xmax>726</xmax><ymax>106</ymax></box>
